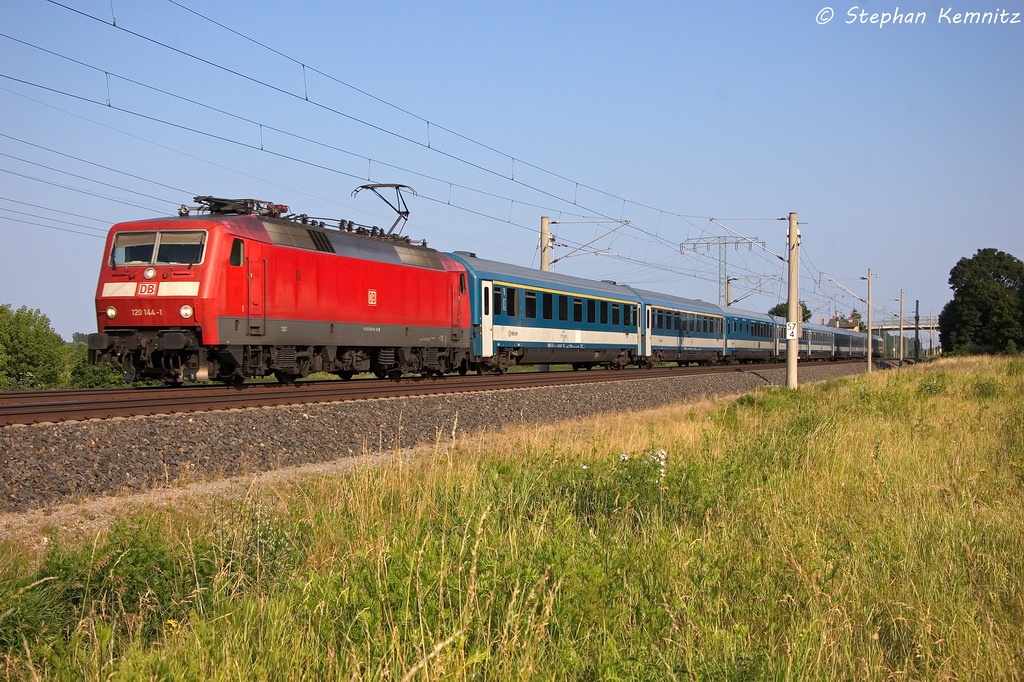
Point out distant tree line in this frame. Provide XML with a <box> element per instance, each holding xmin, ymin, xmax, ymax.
<box><xmin>939</xmin><ymin>248</ymin><xmax>1024</xmax><ymax>355</ymax></box>
<box><xmin>0</xmin><ymin>304</ymin><xmax>123</xmax><ymax>390</ymax></box>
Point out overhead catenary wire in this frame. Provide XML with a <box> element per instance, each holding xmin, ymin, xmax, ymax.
<box><xmin>0</xmin><ymin>195</ymin><xmax>113</xmax><ymax>224</ymax></box>
<box><xmin>0</xmin><ymin>150</ymin><xmax>180</xmax><ymax>205</ymax></box>
<box><xmin>0</xmin><ymin>131</ymin><xmax>193</xmax><ymax>196</ymax></box>
<box><xmin>0</xmin><ymin>205</ymin><xmax>110</xmax><ymax>234</ymax></box>
<box><xmin>0</xmin><ymin>26</ymin><xmax>775</xmax><ymax>287</ymax></box>
<box><xmin>0</xmin><ymin>213</ymin><xmax>105</xmax><ymax>239</ymax></box>
<box><xmin>0</xmin><ymin>71</ymin><xmax>725</xmax><ymax>279</ymax></box>
<box><xmin>32</xmin><ymin>2</ymin><xmax>748</xmax><ymax>262</ymax></box>
<box><xmin>0</xmin><ymin>33</ymin><xmax>592</xmax><ymax>222</ymax></box>
<box><xmin>4</xmin><ymin>8</ymin><xmax>882</xmax><ymax>314</ymax></box>
<box><xmin>0</xmin><ymin>167</ymin><xmax>167</xmax><ymax>212</ymax></box>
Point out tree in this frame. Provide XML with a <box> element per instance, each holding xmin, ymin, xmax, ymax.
<box><xmin>938</xmin><ymin>248</ymin><xmax>1024</xmax><ymax>354</ymax></box>
<box><xmin>849</xmin><ymin>309</ymin><xmax>864</xmax><ymax>332</ymax></box>
<box><xmin>0</xmin><ymin>304</ymin><xmax>71</xmax><ymax>389</ymax></box>
<box><xmin>767</xmin><ymin>301</ymin><xmax>811</xmax><ymax>322</ymax></box>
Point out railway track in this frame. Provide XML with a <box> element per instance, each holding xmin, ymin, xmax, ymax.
<box><xmin>0</xmin><ymin>361</ymin><xmax>862</xmax><ymax>427</ymax></box>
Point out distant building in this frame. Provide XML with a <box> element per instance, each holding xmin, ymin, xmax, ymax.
<box><xmin>826</xmin><ymin>315</ymin><xmax>861</xmax><ymax>330</ymax></box>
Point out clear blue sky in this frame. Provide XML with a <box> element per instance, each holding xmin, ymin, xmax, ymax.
<box><xmin>1</xmin><ymin>0</ymin><xmax>1021</xmax><ymax>340</ymax></box>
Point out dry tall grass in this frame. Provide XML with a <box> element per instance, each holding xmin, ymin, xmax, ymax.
<box><xmin>2</xmin><ymin>356</ymin><xmax>1023</xmax><ymax>680</ymax></box>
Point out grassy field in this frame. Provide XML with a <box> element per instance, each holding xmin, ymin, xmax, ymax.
<box><xmin>2</xmin><ymin>356</ymin><xmax>1023</xmax><ymax>680</ymax></box>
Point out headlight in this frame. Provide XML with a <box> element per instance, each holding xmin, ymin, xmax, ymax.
<box><xmin>179</xmin><ymin>305</ymin><xmax>194</xmax><ymax>319</ymax></box>
<box><xmin>105</xmin><ymin>306</ymin><xmax>117</xmax><ymax>319</ymax></box>
<box><xmin>144</xmin><ymin>267</ymin><xmax>156</xmax><ymax>280</ymax></box>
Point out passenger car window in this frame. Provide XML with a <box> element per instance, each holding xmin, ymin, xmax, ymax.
<box><xmin>573</xmin><ymin>298</ymin><xmax>583</xmax><ymax>323</ymax></box>
<box><xmin>525</xmin><ymin>291</ymin><xmax>537</xmax><ymax>319</ymax></box>
<box><xmin>507</xmin><ymin>288</ymin><xmax>517</xmax><ymax>317</ymax></box>
<box><xmin>542</xmin><ymin>293</ymin><xmax>553</xmax><ymax>320</ymax></box>
<box><xmin>558</xmin><ymin>295</ymin><xmax>568</xmax><ymax>322</ymax></box>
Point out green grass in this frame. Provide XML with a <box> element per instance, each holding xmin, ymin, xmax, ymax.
<box><xmin>2</xmin><ymin>356</ymin><xmax>1023</xmax><ymax>680</ymax></box>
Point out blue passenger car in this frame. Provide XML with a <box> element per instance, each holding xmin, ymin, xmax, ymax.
<box><xmin>724</xmin><ymin>309</ymin><xmax>780</xmax><ymax>362</ymax></box>
<box><xmin>802</xmin><ymin>322</ymin><xmax>836</xmax><ymax>360</ymax></box>
<box><xmin>446</xmin><ymin>252</ymin><xmax>642</xmax><ymax>372</ymax></box>
<box><xmin>631</xmin><ymin>289</ymin><xmax>726</xmax><ymax>365</ymax></box>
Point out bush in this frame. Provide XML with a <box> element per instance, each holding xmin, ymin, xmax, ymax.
<box><xmin>68</xmin><ymin>342</ymin><xmax>124</xmax><ymax>388</ymax></box>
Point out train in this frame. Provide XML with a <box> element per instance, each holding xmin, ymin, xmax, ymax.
<box><xmin>87</xmin><ymin>196</ymin><xmax>882</xmax><ymax>384</ymax></box>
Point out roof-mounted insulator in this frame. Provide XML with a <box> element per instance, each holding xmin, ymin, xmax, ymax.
<box><xmin>193</xmin><ymin>196</ymin><xmax>286</xmax><ymax>218</ymax></box>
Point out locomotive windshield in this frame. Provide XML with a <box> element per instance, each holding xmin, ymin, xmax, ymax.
<box><xmin>111</xmin><ymin>230</ymin><xmax>206</xmax><ymax>266</ymax></box>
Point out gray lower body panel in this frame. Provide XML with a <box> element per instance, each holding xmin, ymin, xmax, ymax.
<box><xmin>216</xmin><ymin>317</ymin><xmax>469</xmax><ymax>349</ymax></box>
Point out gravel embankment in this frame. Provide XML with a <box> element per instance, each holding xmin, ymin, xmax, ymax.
<box><xmin>0</xmin><ymin>364</ymin><xmax>864</xmax><ymax>512</ymax></box>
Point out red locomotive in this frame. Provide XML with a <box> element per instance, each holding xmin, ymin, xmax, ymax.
<box><xmin>88</xmin><ymin>196</ymin><xmax>471</xmax><ymax>384</ymax></box>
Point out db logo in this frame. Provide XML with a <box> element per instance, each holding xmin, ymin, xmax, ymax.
<box><xmin>368</xmin><ymin>289</ymin><xmax>377</xmax><ymax>306</ymax></box>
<box><xmin>138</xmin><ymin>282</ymin><xmax>158</xmax><ymax>296</ymax></box>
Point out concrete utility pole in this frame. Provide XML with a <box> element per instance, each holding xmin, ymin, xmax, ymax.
<box><xmin>538</xmin><ymin>216</ymin><xmax>552</xmax><ymax>373</ymax></box>
<box><xmin>915</xmin><ymin>300</ymin><xmax>921</xmax><ymax>361</ymax></box>
<box><xmin>866</xmin><ymin>268</ymin><xmax>873</xmax><ymax>373</ymax></box>
<box><xmin>540</xmin><ymin>216</ymin><xmax>551</xmax><ymax>271</ymax></box>
<box><xmin>786</xmin><ymin>212</ymin><xmax>800</xmax><ymax>389</ymax></box>
<box><xmin>898</xmin><ymin>289</ymin><xmax>905</xmax><ymax>366</ymax></box>
<box><xmin>930</xmin><ymin>309</ymin><xmax>936</xmax><ymax>357</ymax></box>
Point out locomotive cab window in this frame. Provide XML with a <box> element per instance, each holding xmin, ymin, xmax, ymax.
<box><xmin>111</xmin><ymin>230</ymin><xmax>206</xmax><ymax>267</ymax></box>
<box><xmin>111</xmin><ymin>231</ymin><xmax>156</xmax><ymax>266</ymax></box>
<box><xmin>156</xmin><ymin>231</ymin><xmax>206</xmax><ymax>265</ymax></box>
<box><xmin>230</xmin><ymin>238</ymin><xmax>244</xmax><ymax>266</ymax></box>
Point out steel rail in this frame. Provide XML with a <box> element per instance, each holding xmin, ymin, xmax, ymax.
<box><xmin>0</xmin><ymin>361</ymin><xmax>860</xmax><ymax>426</ymax></box>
